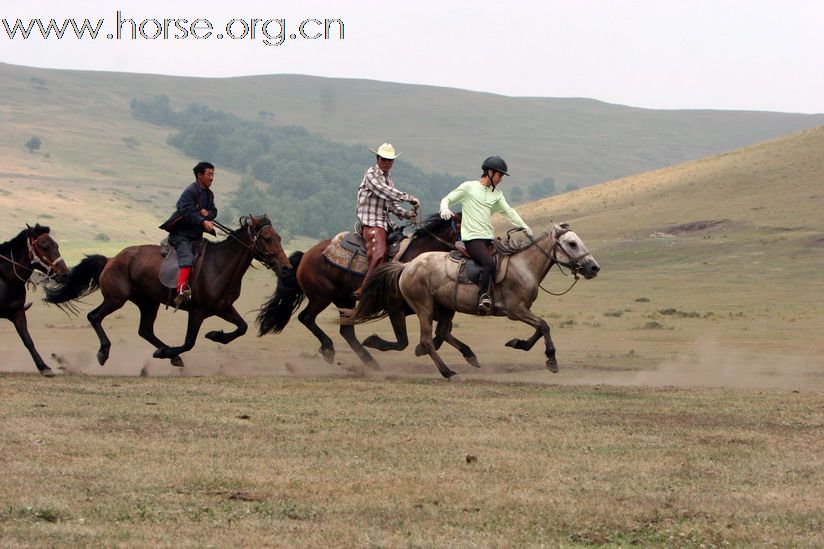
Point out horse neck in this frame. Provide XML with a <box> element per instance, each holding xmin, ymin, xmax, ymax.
<box><xmin>0</xmin><ymin>232</ymin><xmax>33</xmax><ymax>284</ymax></box>
<box><xmin>204</xmin><ymin>231</ymin><xmax>255</xmax><ymax>284</ymax></box>
<box><xmin>401</xmin><ymin>231</ymin><xmax>454</xmax><ymax>261</ymax></box>
<box><xmin>513</xmin><ymin>232</ymin><xmax>557</xmax><ymax>281</ymax></box>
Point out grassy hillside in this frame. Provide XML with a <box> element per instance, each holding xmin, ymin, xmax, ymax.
<box><xmin>2</xmin><ymin>61</ymin><xmax>824</xmax><ymax>235</ymax></box>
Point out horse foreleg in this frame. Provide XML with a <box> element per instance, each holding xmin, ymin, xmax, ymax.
<box><xmin>153</xmin><ymin>311</ymin><xmax>205</xmax><ymax>362</ymax></box>
<box><xmin>504</xmin><ymin>306</ymin><xmax>558</xmax><ymax>372</ymax></box>
<box><xmin>362</xmin><ymin>308</ymin><xmax>409</xmax><ymax>352</ymax></box>
<box><xmin>434</xmin><ymin>309</ymin><xmax>480</xmax><ymax>368</ymax></box>
<box><xmin>298</xmin><ymin>300</ymin><xmax>336</xmax><ymax>363</ymax></box>
<box><xmin>204</xmin><ymin>306</ymin><xmax>247</xmax><ymax>345</ymax></box>
<box><xmin>9</xmin><ymin>311</ymin><xmax>54</xmax><ymax>377</ymax></box>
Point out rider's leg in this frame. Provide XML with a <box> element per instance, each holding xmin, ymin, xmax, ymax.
<box><xmin>354</xmin><ymin>226</ymin><xmax>387</xmax><ymax>298</ymax></box>
<box><xmin>464</xmin><ymin>239</ymin><xmax>495</xmax><ymax>314</ymax></box>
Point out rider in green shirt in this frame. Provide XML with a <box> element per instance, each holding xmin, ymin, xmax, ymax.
<box><xmin>439</xmin><ymin>156</ymin><xmax>532</xmax><ymax>314</ymax></box>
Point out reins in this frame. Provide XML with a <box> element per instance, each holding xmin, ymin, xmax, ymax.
<box><xmin>211</xmin><ymin>218</ymin><xmax>279</xmax><ymax>270</ymax></box>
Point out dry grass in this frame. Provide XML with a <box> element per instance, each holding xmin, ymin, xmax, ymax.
<box><xmin>3</xmin><ymin>374</ymin><xmax>824</xmax><ymax>548</ymax></box>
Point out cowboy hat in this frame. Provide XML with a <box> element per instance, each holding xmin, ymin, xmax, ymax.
<box><xmin>369</xmin><ymin>143</ymin><xmax>401</xmax><ymax>159</ymax></box>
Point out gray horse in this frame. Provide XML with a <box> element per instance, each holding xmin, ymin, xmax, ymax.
<box><xmin>343</xmin><ymin>223</ymin><xmax>600</xmax><ymax>379</ymax></box>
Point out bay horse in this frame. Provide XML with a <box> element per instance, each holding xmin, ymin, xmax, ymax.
<box><xmin>256</xmin><ymin>213</ymin><xmax>478</xmax><ymax>369</ymax></box>
<box><xmin>344</xmin><ymin>223</ymin><xmax>600</xmax><ymax>379</ymax></box>
<box><xmin>1</xmin><ymin>224</ymin><xmax>69</xmax><ymax>376</ymax></box>
<box><xmin>44</xmin><ymin>215</ymin><xmax>291</xmax><ymax>369</ymax></box>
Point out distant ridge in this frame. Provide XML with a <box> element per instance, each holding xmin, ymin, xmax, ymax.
<box><xmin>3</xmin><ymin>62</ymin><xmax>823</xmax><ymax>187</ymax></box>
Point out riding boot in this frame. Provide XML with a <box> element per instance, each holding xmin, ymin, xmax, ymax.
<box><xmin>173</xmin><ymin>266</ymin><xmax>193</xmax><ymax>306</ymax></box>
<box><xmin>477</xmin><ymin>270</ymin><xmax>493</xmax><ymax>315</ymax></box>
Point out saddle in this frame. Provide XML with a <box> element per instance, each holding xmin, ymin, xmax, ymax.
<box><xmin>446</xmin><ymin>239</ymin><xmax>511</xmax><ymax>286</ymax></box>
<box><xmin>322</xmin><ymin>225</ymin><xmax>410</xmax><ymax>275</ymax></box>
<box><xmin>158</xmin><ymin>237</ymin><xmax>206</xmax><ymax>289</ymax></box>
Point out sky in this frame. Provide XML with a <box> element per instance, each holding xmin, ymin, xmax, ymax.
<box><xmin>3</xmin><ymin>0</ymin><xmax>823</xmax><ymax>114</ymax></box>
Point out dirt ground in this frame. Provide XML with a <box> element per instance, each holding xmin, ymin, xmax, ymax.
<box><xmin>5</xmin><ymin>271</ymin><xmax>823</xmax><ymax>392</ymax></box>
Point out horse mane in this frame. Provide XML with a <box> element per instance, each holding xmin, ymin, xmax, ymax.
<box><xmin>493</xmin><ymin>230</ymin><xmax>551</xmax><ymax>256</ymax></box>
<box><xmin>0</xmin><ymin>224</ymin><xmax>50</xmax><ymax>255</ymax></box>
<box><xmin>410</xmin><ymin>213</ymin><xmax>459</xmax><ymax>239</ymax></box>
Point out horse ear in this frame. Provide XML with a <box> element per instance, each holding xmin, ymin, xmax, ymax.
<box><xmin>239</xmin><ymin>216</ymin><xmax>249</xmax><ymax>227</ymax></box>
<box><xmin>559</xmin><ymin>222</ymin><xmax>570</xmax><ymax>230</ymax></box>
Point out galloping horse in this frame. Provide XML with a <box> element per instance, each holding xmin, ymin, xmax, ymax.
<box><xmin>344</xmin><ymin>223</ymin><xmax>600</xmax><ymax>379</ymax></box>
<box><xmin>45</xmin><ymin>215</ymin><xmax>291</xmax><ymax>368</ymax></box>
<box><xmin>256</xmin><ymin>213</ymin><xmax>478</xmax><ymax>369</ymax></box>
<box><xmin>1</xmin><ymin>224</ymin><xmax>69</xmax><ymax>376</ymax></box>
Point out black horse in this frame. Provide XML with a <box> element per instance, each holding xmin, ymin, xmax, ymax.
<box><xmin>1</xmin><ymin>224</ymin><xmax>69</xmax><ymax>376</ymax></box>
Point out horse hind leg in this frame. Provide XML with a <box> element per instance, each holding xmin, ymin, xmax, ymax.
<box><xmin>135</xmin><ymin>299</ymin><xmax>182</xmax><ymax>367</ymax></box>
<box><xmin>434</xmin><ymin>308</ymin><xmax>479</xmax><ymax>368</ymax></box>
<box><xmin>362</xmin><ymin>308</ymin><xmax>409</xmax><ymax>352</ymax></box>
<box><xmin>10</xmin><ymin>311</ymin><xmax>54</xmax><ymax>377</ymax></box>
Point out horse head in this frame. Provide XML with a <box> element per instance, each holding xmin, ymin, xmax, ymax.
<box><xmin>242</xmin><ymin>215</ymin><xmax>292</xmax><ymax>279</ymax></box>
<box><xmin>25</xmin><ymin>224</ymin><xmax>69</xmax><ymax>279</ymax></box>
<box><xmin>550</xmin><ymin>222</ymin><xmax>600</xmax><ymax>280</ymax></box>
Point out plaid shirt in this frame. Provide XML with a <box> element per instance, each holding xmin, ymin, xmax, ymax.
<box><xmin>356</xmin><ymin>164</ymin><xmax>412</xmax><ymax>229</ymax></box>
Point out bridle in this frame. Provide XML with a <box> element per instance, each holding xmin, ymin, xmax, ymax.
<box><xmin>528</xmin><ymin>227</ymin><xmax>594</xmax><ymax>296</ymax></box>
<box><xmin>0</xmin><ymin>232</ymin><xmax>65</xmax><ymax>282</ymax></box>
<box><xmin>212</xmin><ymin>217</ymin><xmax>287</xmax><ymax>273</ymax></box>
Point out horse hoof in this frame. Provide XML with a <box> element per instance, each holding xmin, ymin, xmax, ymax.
<box><xmin>39</xmin><ymin>367</ymin><xmax>55</xmax><ymax>377</ymax></box>
<box><xmin>153</xmin><ymin>348</ymin><xmax>169</xmax><ymax>359</ymax></box>
<box><xmin>466</xmin><ymin>356</ymin><xmax>481</xmax><ymax>368</ymax></box>
<box><xmin>97</xmin><ymin>351</ymin><xmax>109</xmax><ymax>365</ymax></box>
<box><xmin>414</xmin><ymin>344</ymin><xmax>427</xmax><ymax>357</ymax></box>
<box><xmin>204</xmin><ymin>330</ymin><xmax>220</xmax><ymax>342</ymax></box>
<box><xmin>546</xmin><ymin>359</ymin><xmax>559</xmax><ymax>373</ymax></box>
<box><xmin>364</xmin><ymin>359</ymin><xmax>381</xmax><ymax>371</ymax></box>
<box><xmin>320</xmin><ymin>347</ymin><xmax>335</xmax><ymax>364</ymax></box>
<box><xmin>505</xmin><ymin>338</ymin><xmax>519</xmax><ymax>349</ymax></box>
<box><xmin>170</xmin><ymin>356</ymin><xmax>184</xmax><ymax>368</ymax></box>
<box><xmin>446</xmin><ymin>373</ymin><xmax>462</xmax><ymax>382</ymax></box>
<box><xmin>362</xmin><ymin>335</ymin><xmax>380</xmax><ymax>348</ymax></box>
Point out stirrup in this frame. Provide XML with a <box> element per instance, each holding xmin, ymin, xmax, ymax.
<box><xmin>172</xmin><ymin>286</ymin><xmax>192</xmax><ymax>307</ymax></box>
<box><xmin>477</xmin><ymin>293</ymin><xmax>492</xmax><ymax>314</ymax></box>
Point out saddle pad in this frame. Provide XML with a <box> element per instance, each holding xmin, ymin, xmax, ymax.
<box><xmin>322</xmin><ymin>231</ymin><xmax>409</xmax><ymax>275</ymax></box>
<box><xmin>323</xmin><ymin>232</ymin><xmax>368</xmax><ymax>275</ymax></box>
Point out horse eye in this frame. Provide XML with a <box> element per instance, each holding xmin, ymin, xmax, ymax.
<box><xmin>569</xmin><ymin>242</ymin><xmax>578</xmax><ymax>248</ymax></box>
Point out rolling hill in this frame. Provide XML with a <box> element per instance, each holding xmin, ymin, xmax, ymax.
<box><xmin>1</xmin><ymin>61</ymin><xmax>823</xmax><ymax>249</ymax></box>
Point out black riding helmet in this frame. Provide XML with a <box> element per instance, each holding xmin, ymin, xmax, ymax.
<box><xmin>482</xmin><ymin>156</ymin><xmax>509</xmax><ymax>176</ymax></box>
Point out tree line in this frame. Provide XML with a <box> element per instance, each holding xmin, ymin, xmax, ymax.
<box><xmin>131</xmin><ymin>95</ymin><xmax>461</xmax><ymax>240</ymax></box>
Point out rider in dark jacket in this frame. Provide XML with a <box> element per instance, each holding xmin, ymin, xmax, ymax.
<box><xmin>159</xmin><ymin>161</ymin><xmax>217</xmax><ymax>305</ymax></box>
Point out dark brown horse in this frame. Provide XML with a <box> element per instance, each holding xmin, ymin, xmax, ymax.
<box><xmin>1</xmin><ymin>224</ymin><xmax>69</xmax><ymax>376</ymax></box>
<box><xmin>256</xmin><ymin>213</ymin><xmax>478</xmax><ymax>369</ymax></box>
<box><xmin>45</xmin><ymin>215</ymin><xmax>291</xmax><ymax>368</ymax></box>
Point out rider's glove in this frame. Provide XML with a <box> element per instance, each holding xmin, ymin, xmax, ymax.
<box><xmin>523</xmin><ymin>225</ymin><xmax>533</xmax><ymax>238</ymax></box>
<box><xmin>440</xmin><ymin>208</ymin><xmax>454</xmax><ymax>220</ymax></box>
<box><xmin>407</xmin><ymin>195</ymin><xmax>420</xmax><ymax>208</ymax></box>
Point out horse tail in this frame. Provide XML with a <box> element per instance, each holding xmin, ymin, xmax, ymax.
<box><xmin>344</xmin><ymin>262</ymin><xmax>406</xmax><ymax>325</ymax></box>
<box><xmin>44</xmin><ymin>254</ymin><xmax>107</xmax><ymax>306</ymax></box>
<box><xmin>257</xmin><ymin>250</ymin><xmax>305</xmax><ymax>335</ymax></box>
